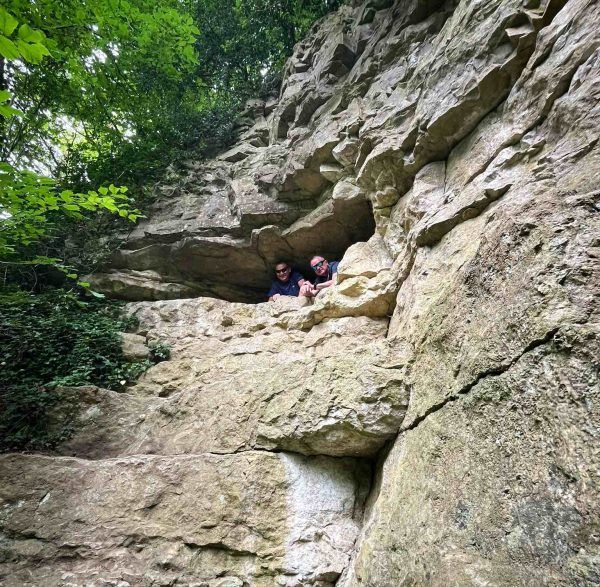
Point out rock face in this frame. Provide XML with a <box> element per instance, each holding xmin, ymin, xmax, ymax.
<box><xmin>0</xmin><ymin>452</ymin><xmax>369</xmax><ymax>587</ymax></box>
<box><xmin>2</xmin><ymin>0</ymin><xmax>599</xmax><ymax>585</ymax></box>
<box><xmin>51</xmin><ymin>303</ymin><xmax>407</xmax><ymax>460</ymax></box>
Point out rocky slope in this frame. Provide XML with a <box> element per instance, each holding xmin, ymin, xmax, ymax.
<box><xmin>1</xmin><ymin>0</ymin><xmax>599</xmax><ymax>585</ymax></box>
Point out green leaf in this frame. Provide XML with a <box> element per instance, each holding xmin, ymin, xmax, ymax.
<box><xmin>98</xmin><ymin>186</ymin><xmax>108</xmax><ymax>195</ymax></box>
<box><xmin>0</xmin><ymin>9</ymin><xmax>18</xmax><ymax>36</ymax></box>
<box><xmin>101</xmin><ymin>197</ymin><xmax>118</xmax><ymax>212</ymax></box>
<box><xmin>66</xmin><ymin>273</ymin><xmax>78</xmax><ymax>279</ymax></box>
<box><xmin>0</xmin><ymin>90</ymin><xmax>10</xmax><ymax>102</ymax></box>
<box><xmin>0</xmin><ymin>36</ymin><xmax>20</xmax><ymax>60</ymax></box>
<box><xmin>88</xmin><ymin>290</ymin><xmax>105</xmax><ymax>299</ymax></box>
<box><xmin>16</xmin><ymin>39</ymin><xmax>50</xmax><ymax>63</ymax></box>
<box><xmin>17</xmin><ymin>24</ymin><xmax>45</xmax><ymax>43</ymax></box>
<box><xmin>0</xmin><ymin>104</ymin><xmax>22</xmax><ymax>119</ymax></box>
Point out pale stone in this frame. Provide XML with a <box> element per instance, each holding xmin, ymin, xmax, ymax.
<box><xmin>120</xmin><ymin>332</ymin><xmax>149</xmax><ymax>360</ymax></box>
<box><xmin>70</xmin><ymin>302</ymin><xmax>406</xmax><ymax>459</ymax></box>
<box><xmin>342</xmin><ymin>327</ymin><xmax>599</xmax><ymax>586</ymax></box>
<box><xmin>0</xmin><ymin>452</ymin><xmax>369</xmax><ymax>587</ymax></box>
<box><xmin>217</xmin><ymin>143</ymin><xmax>257</xmax><ymax>162</ymax></box>
<box><xmin>331</xmin><ymin>180</ymin><xmax>364</xmax><ymax>204</ymax></box>
<box><xmin>332</xmin><ymin>138</ymin><xmax>360</xmax><ymax>167</ymax></box>
<box><xmin>319</xmin><ymin>163</ymin><xmax>344</xmax><ymax>182</ymax></box>
<box><xmin>337</xmin><ymin>234</ymin><xmax>393</xmax><ymax>282</ymax></box>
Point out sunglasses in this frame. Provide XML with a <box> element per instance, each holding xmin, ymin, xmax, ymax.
<box><xmin>275</xmin><ymin>267</ymin><xmax>290</xmax><ymax>274</ymax></box>
<box><xmin>311</xmin><ymin>261</ymin><xmax>325</xmax><ymax>270</ymax></box>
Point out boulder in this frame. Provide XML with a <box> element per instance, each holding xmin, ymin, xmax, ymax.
<box><xmin>120</xmin><ymin>332</ymin><xmax>149</xmax><ymax>360</ymax></box>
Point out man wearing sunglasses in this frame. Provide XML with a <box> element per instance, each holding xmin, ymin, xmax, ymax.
<box><xmin>267</xmin><ymin>261</ymin><xmax>313</xmax><ymax>301</ymax></box>
<box><xmin>310</xmin><ymin>255</ymin><xmax>339</xmax><ymax>294</ymax></box>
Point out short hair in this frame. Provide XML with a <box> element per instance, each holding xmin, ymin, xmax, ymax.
<box><xmin>274</xmin><ymin>260</ymin><xmax>290</xmax><ymax>269</ymax></box>
<box><xmin>310</xmin><ymin>254</ymin><xmax>325</xmax><ymax>264</ymax></box>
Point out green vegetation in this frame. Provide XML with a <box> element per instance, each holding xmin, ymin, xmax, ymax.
<box><xmin>2</xmin><ymin>0</ymin><xmax>342</xmax><ymax>194</ymax></box>
<box><xmin>0</xmin><ymin>289</ymin><xmax>166</xmax><ymax>451</ymax></box>
<box><xmin>0</xmin><ymin>0</ymin><xmax>340</xmax><ymax>451</ymax></box>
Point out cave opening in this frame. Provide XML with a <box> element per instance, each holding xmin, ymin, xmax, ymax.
<box><xmin>251</xmin><ymin>193</ymin><xmax>376</xmax><ymax>303</ymax></box>
<box><xmin>165</xmin><ymin>181</ymin><xmax>378</xmax><ymax>304</ymax></box>
<box><xmin>91</xmin><ymin>181</ymin><xmax>377</xmax><ymax>305</ymax></box>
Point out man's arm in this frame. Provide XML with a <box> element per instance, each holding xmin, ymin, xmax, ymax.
<box><xmin>315</xmin><ymin>279</ymin><xmax>334</xmax><ymax>290</ymax></box>
<box><xmin>315</xmin><ymin>264</ymin><xmax>338</xmax><ymax>290</ymax></box>
<box><xmin>267</xmin><ymin>284</ymin><xmax>280</xmax><ymax>302</ymax></box>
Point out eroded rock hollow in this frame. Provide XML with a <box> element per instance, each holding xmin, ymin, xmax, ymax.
<box><xmin>1</xmin><ymin>0</ymin><xmax>599</xmax><ymax>585</ymax></box>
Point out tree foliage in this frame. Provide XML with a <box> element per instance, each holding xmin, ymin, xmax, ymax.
<box><xmin>2</xmin><ymin>0</ymin><xmax>341</xmax><ymax>191</ymax></box>
<box><xmin>0</xmin><ymin>6</ymin><xmax>142</xmax><ymax>267</ymax></box>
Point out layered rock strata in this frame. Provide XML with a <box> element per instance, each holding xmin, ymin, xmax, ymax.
<box><xmin>0</xmin><ymin>302</ymin><xmax>397</xmax><ymax>586</ymax></box>
<box><xmin>2</xmin><ymin>0</ymin><xmax>599</xmax><ymax>585</ymax></box>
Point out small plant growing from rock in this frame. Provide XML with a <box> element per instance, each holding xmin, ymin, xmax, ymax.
<box><xmin>148</xmin><ymin>340</ymin><xmax>171</xmax><ymax>363</ymax></box>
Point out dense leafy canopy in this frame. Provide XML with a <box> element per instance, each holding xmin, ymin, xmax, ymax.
<box><xmin>2</xmin><ymin>0</ymin><xmax>341</xmax><ymax>189</ymax></box>
<box><xmin>0</xmin><ymin>6</ymin><xmax>141</xmax><ymax>264</ymax></box>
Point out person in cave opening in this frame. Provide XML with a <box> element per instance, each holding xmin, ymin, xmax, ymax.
<box><xmin>267</xmin><ymin>261</ymin><xmax>314</xmax><ymax>301</ymax></box>
<box><xmin>310</xmin><ymin>255</ymin><xmax>339</xmax><ymax>295</ymax></box>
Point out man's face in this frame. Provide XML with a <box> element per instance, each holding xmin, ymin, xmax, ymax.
<box><xmin>274</xmin><ymin>263</ymin><xmax>291</xmax><ymax>282</ymax></box>
<box><xmin>311</xmin><ymin>257</ymin><xmax>328</xmax><ymax>277</ymax></box>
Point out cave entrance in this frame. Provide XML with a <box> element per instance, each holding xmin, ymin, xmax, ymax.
<box><xmin>252</xmin><ymin>187</ymin><xmax>376</xmax><ymax>302</ymax></box>
<box><xmin>93</xmin><ymin>182</ymin><xmax>376</xmax><ymax>305</ymax></box>
<box><xmin>174</xmin><ymin>188</ymin><xmax>376</xmax><ymax>304</ymax></box>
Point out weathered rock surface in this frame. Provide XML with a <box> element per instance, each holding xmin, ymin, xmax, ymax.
<box><xmin>54</xmin><ymin>304</ymin><xmax>408</xmax><ymax>459</ymax></box>
<box><xmin>120</xmin><ymin>332</ymin><xmax>150</xmax><ymax>360</ymax></box>
<box><xmin>341</xmin><ymin>326</ymin><xmax>599</xmax><ymax>586</ymax></box>
<box><xmin>0</xmin><ymin>452</ymin><xmax>369</xmax><ymax>587</ymax></box>
<box><xmin>2</xmin><ymin>0</ymin><xmax>599</xmax><ymax>585</ymax></box>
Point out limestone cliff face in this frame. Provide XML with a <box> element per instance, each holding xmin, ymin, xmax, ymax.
<box><xmin>1</xmin><ymin>0</ymin><xmax>599</xmax><ymax>585</ymax></box>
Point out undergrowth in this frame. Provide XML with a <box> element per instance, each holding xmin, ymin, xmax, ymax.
<box><xmin>0</xmin><ymin>288</ymin><xmax>167</xmax><ymax>452</ymax></box>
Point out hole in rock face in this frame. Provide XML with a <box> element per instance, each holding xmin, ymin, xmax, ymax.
<box><xmin>131</xmin><ymin>192</ymin><xmax>375</xmax><ymax>303</ymax></box>
<box><xmin>97</xmin><ymin>182</ymin><xmax>376</xmax><ymax>304</ymax></box>
<box><xmin>169</xmin><ymin>193</ymin><xmax>376</xmax><ymax>304</ymax></box>
<box><xmin>259</xmin><ymin>199</ymin><xmax>376</xmax><ymax>303</ymax></box>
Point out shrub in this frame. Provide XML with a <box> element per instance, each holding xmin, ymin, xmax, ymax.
<box><xmin>0</xmin><ymin>288</ymin><xmax>162</xmax><ymax>451</ymax></box>
<box><xmin>149</xmin><ymin>340</ymin><xmax>171</xmax><ymax>363</ymax></box>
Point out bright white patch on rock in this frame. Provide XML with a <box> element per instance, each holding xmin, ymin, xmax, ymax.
<box><xmin>279</xmin><ymin>453</ymin><xmax>364</xmax><ymax>586</ymax></box>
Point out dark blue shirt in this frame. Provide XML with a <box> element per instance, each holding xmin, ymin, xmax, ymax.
<box><xmin>267</xmin><ymin>270</ymin><xmax>306</xmax><ymax>298</ymax></box>
<box><xmin>314</xmin><ymin>261</ymin><xmax>339</xmax><ymax>285</ymax></box>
